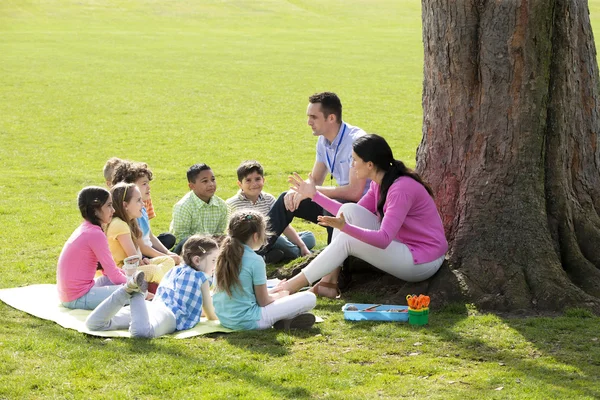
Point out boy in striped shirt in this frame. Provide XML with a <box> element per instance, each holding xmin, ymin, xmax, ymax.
<box><xmin>226</xmin><ymin>160</ymin><xmax>315</xmax><ymax>263</ymax></box>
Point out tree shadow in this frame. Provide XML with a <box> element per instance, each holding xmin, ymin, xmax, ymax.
<box><xmin>428</xmin><ymin>314</ymin><xmax>600</xmax><ymax>397</ymax></box>
<box><xmin>99</xmin><ymin>329</ymin><xmax>315</xmax><ymax>399</ymax></box>
<box><xmin>2</xmin><ymin>303</ymin><xmax>314</xmax><ymax>399</ymax></box>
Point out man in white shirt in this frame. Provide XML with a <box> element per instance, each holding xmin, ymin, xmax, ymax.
<box><xmin>260</xmin><ymin>92</ymin><xmax>369</xmax><ymax>277</ymax></box>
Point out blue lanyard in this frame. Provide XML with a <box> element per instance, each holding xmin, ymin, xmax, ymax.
<box><xmin>325</xmin><ymin>123</ymin><xmax>347</xmax><ymax>181</ymax></box>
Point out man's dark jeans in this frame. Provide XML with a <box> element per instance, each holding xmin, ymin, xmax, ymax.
<box><xmin>258</xmin><ymin>191</ymin><xmax>336</xmax><ymax>255</ymax></box>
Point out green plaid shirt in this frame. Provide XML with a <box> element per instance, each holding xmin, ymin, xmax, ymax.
<box><xmin>170</xmin><ymin>191</ymin><xmax>229</xmax><ymax>243</ymax></box>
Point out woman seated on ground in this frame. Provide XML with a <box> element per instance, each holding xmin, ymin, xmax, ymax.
<box><xmin>57</xmin><ymin>186</ymin><xmax>127</xmax><ymax>310</ymax></box>
<box><xmin>274</xmin><ymin>134</ymin><xmax>448</xmax><ymax>298</ymax></box>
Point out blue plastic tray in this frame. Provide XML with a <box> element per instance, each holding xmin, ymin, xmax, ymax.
<box><xmin>342</xmin><ymin>303</ymin><xmax>409</xmax><ymax>322</ymax></box>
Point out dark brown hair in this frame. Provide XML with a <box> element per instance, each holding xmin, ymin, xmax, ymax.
<box><xmin>309</xmin><ymin>92</ymin><xmax>342</xmax><ymax>123</ymax></box>
<box><xmin>112</xmin><ymin>161</ymin><xmax>153</xmax><ymax>186</ymax></box>
<box><xmin>236</xmin><ymin>160</ymin><xmax>264</xmax><ymax>181</ymax></box>
<box><xmin>78</xmin><ymin>186</ymin><xmax>110</xmax><ymax>227</ymax></box>
<box><xmin>353</xmin><ymin>134</ymin><xmax>433</xmax><ymax>218</ymax></box>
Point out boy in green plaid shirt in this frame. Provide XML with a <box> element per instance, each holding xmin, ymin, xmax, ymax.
<box><xmin>170</xmin><ymin>164</ymin><xmax>229</xmax><ymax>254</ymax></box>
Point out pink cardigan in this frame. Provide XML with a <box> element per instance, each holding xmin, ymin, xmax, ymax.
<box><xmin>313</xmin><ymin>177</ymin><xmax>448</xmax><ymax>264</ymax></box>
<box><xmin>56</xmin><ymin>221</ymin><xmax>127</xmax><ymax>302</ymax></box>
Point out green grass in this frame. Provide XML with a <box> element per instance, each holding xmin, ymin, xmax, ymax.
<box><xmin>1</xmin><ymin>1</ymin><xmax>600</xmax><ymax>398</ymax></box>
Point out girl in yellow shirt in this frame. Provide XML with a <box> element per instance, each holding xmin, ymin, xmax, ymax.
<box><xmin>106</xmin><ymin>183</ymin><xmax>175</xmax><ymax>283</ymax></box>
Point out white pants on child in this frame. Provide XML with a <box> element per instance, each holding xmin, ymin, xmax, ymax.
<box><xmin>86</xmin><ymin>288</ymin><xmax>176</xmax><ymax>338</ymax></box>
<box><xmin>302</xmin><ymin>203</ymin><xmax>445</xmax><ymax>284</ymax></box>
<box><xmin>256</xmin><ymin>292</ymin><xmax>317</xmax><ymax>330</ymax></box>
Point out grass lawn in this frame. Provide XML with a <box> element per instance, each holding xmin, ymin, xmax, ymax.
<box><xmin>1</xmin><ymin>1</ymin><xmax>600</xmax><ymax>398</ymax></box>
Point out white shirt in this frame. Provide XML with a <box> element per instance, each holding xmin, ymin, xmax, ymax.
<box><xmin>316</xmin><ymin>121</ymin><xmax>367</xmax><ymax>187</ymax></box>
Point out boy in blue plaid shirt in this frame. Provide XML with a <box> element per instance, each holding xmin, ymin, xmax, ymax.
<box><xmin>86</xmin><ymin>235</ymin><xmax>219</xmax><ymax>337</ymax></box>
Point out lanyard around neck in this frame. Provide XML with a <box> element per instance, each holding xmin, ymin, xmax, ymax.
<box><xmin>325</xmin><ymin>123</ymin><xmax>347</xmax><ymax>181</ymax></box>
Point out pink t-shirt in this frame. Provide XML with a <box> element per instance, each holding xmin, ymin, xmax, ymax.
<box><xmin>56</xmin><ymin>221</ymin><xmax>127</xmax><ymax>302</ymax></box>
<box><xmin>313</xmin><ymin>177</ymin><xmax>448</xmax><ymax>264</ymax></box>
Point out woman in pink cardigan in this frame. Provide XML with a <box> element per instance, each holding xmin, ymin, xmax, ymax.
<box><xmin>277</xmin><ymin>134</ymin><xmax>448</xmax><ymax>298</ymax></box>
<box><xmin>57</xmin><ymin>187</ymin><xmax>127</xmax><ymax>309</ymax></box>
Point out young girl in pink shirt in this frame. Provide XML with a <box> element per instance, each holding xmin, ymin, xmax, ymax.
<box><xmin>57</xmin><ymin>187</ymin><xmax>127</xmax><ymax>310</ymax></box>
<box><xmin>278</xmin><ymin>134</ymin><xmax>448</xmax><ymax>298</ymax></box>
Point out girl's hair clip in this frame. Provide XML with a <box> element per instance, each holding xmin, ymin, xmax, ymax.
<box><xmin>198</xmin><ymin>246</ymin><xmax>206</xmax><ymax>254</ymax></box>
<box><xmin>241</xmin><ymin>214</ymin><xmax>254</xmax><ymax>221</ymax></box>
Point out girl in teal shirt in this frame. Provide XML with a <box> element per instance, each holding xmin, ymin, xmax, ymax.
<box><xmin>213</xmin><ymin>210</ymin><xmax>316</xmax><ymax>330</ymax></box>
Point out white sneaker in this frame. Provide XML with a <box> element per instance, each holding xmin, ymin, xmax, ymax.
<box><xmin>125</xmin><ymin>271</ymin><xmax>148</xmax><ymax>294</ymax></box>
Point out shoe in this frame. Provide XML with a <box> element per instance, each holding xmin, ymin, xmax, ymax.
<box><xmin>337</xmin><ymin>262</ymin><xmax>353</xmax><ymax>292</ymax></box>
<box><xmin>125</xmin><ymin>271</ymin><xmax>148</xmax><ymax>294</ymax></box>
<box><xmin>264</xmin><ymin>249</ymin><xmax>285</xmax><ymax>264</ymax></box>
<box><xmin>273</xmin><ymin>312</ymin><xmax>316</xmax><ymax>330</ymax></box>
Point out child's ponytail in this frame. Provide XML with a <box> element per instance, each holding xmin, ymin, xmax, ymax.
<box><xmin>215</xmin><ymin>236</ymin><xmax>245</xmax><ymax>296</ymax></box>
<box><xmin>215</xmin><ymin>210</ymin><xmax>267</xmax><ymax>296</ymax></box>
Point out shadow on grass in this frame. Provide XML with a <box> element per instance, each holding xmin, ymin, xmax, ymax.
<box><xmin>2</xmin><ymin>304</ymin><xmax>315</xmax><ymax>399</ymax></box>
<box><xmin>338</xmin><ymin>299</ymin><xmax>600</xmax><ymax>397</ymax></box>
<box><xmin>128</xmin><ymin>340</ymin><xmax>313</xmax><ymax>399</ymax></box>
<box><xmin>115</xmin><ymin>330</ymin><xmax>316</xmax><ymax>399</ymax></box>
<box><xmin>498</xmin><ymin>313</ymin><xmax>600</xmax><ymax>397</ymax></box>
<box><xmin>428</xmin><ymin>308</ymin><xmax>600</xmax><ymax>398</ymax></box>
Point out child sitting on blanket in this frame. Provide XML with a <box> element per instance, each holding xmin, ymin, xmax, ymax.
<box><xmin>106</xmin><ymin>182</ymin><xmax>175</xmax><ymax>284</ymax></box>
<box><xmin>111</xmin><ymin>160</ymin><xmax>179</xmax><ymax>259</ymax></box>
<box><xmin>212</xmin><ymin>210</ymin><xmax>317</xmax><ymax>330</ymax></box>
<box><xmin>86</xmin><ymin>235</ymin><xmax>218</xmax><ymax>338</ymax></box>
<box><xmin>57</xmin><ymin>186</ymin><xmax>127</xmax><ymax>310</ymax></box>
<box><xmin>104</xmin><ymin>157</ymin><xmax>156</xmax><ymax>220</ymax></box>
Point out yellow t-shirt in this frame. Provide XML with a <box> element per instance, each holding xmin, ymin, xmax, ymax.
<box><xmin>106</xmin><ymin>217</ymin><xmax>140</xmax><ymax>267</ymax></box>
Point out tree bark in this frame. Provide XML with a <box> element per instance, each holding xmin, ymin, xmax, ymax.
<box><xmin>418</xmin><ymin>0</ymin><xmax>600</xmax><ymax>311</ymax></box>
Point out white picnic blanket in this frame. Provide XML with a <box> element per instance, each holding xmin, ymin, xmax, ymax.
<box><xmin>0</xmin><ymin>284</ymin><xmax>233</xmax><ymax>338</ymax></box>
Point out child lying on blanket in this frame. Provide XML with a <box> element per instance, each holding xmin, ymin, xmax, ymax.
<box><xmin>86</xmin><ymin>235</ymin><xmax>218</xmax><ymax>338</ymax></box>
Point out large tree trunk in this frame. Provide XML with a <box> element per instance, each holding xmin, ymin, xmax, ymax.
<box><xmin>417</xmin><ymin>0</ymin><xmax>600</xmax><ymax>311</ymax></box>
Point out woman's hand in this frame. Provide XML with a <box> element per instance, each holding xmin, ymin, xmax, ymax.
<box><xmin>288</xmin><ymin>172</ymin><xmax>317</xmax><ymax>200</ymax></box>
<box><xmin>317</xmin><ymin>212</ymin><xmax>346</xmax><ymax>231</ymax></box>
<box><xmin>140</xmin><ymin>257</ymin><xmax>151</xmax><ymax>265</ymax></box>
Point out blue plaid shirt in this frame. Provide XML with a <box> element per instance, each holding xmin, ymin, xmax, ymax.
<box><xmin>154</xmin><ymin>264</ymin><xmax>208</xmax><ymax>331</ymax></box>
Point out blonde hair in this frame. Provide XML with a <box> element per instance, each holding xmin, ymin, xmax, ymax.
<box><xmin>182</xmin><ymin>235</ymin><xmax>219</xmax><ymax>270</ymax></box>
<box><xmin>103</xmin><ymin>157</ymin><xmax>125</xmax><ymax>183</ymax></box>
<box><xmin>215</xmin><ymin>210</ymin><xmax>267</xmax><ymax>296</ymax></box>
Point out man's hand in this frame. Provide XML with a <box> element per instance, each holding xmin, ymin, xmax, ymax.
<box><xmin>283</xmin><ymin>190</ymin><xmax>305</xmax><ymax>212</ymax></box>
